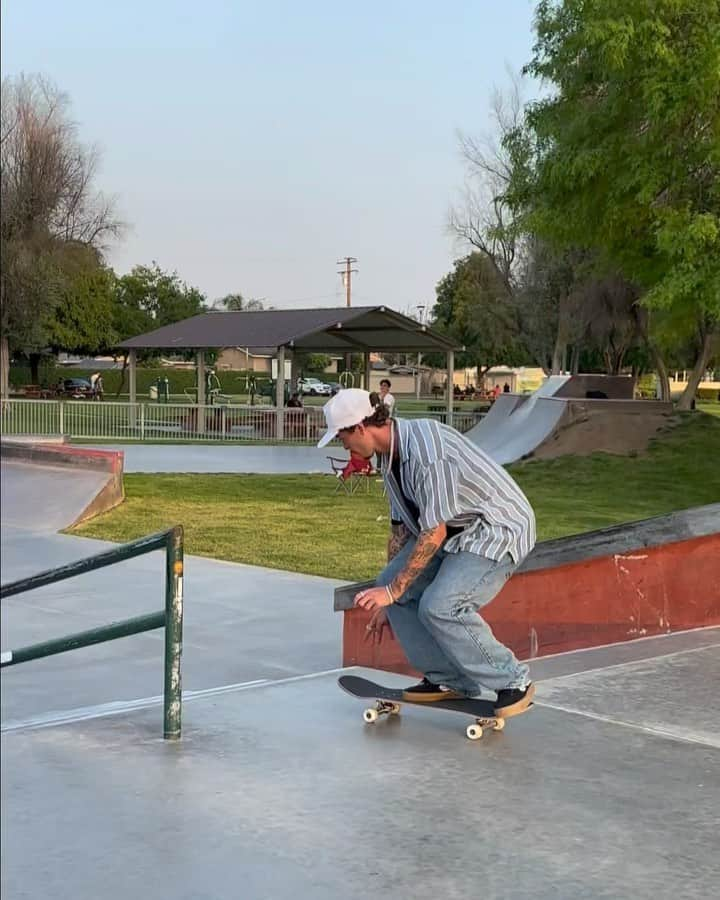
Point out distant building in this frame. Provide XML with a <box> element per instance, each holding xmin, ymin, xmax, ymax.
<box><xmin>216</xmin><ymin>347</ymin><xmax>342</xmax><ymax>375</ymax></box>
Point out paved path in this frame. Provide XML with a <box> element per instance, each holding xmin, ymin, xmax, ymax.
<box><xmin>3</xmin><ymin>635</ymin><xmax>718</xmax><ymax>899</ymax></box>
<box><xmin>1</xmin><ymin>461</ymin><xmax>344</xmax><ymax>722</ymax></box>
<box><xmin>2</xmin><ymin>459</ymin><xmax>719</xmax><ymax>899</ymax></box>
<box><xmin>82</xmin><ymin>443</ymin><xmax>335</xmax><ymax>473</ymax></box>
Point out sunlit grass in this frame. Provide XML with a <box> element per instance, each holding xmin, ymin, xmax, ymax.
<box><xmin>72</xmin><ymin>412</ymin><xmax>720</xmax><ymax>581</ymax></box>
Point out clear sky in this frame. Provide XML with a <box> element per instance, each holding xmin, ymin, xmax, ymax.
<box><xmin>2</xmin><ymin>0</ymin><xmax>538</xmax><ymax>314</ymax></box>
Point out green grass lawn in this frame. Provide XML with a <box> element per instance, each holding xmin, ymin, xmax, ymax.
<box><xmin>697</xmin><ymin>399</ymin><xmax>720</xmax><ymax>418</ymax></box>
<box><xmin>71</xmin><ymin>412</ymin><xmax>720</xmax><ymax>581</ymax></box>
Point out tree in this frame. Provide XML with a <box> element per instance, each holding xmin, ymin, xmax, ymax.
<box><xmin>514</xmin><ymin>0</ymin><xmax>720</xmax><ymax>409</ymax></box>
<box><xmin>302</xmin><ymin>354</ymin><xmax>332</xmax><ymax>372</ymax></box>
<box><xmin>426</xmin><ymin>253</ymin><xmax>527</xmax><ymax>378</ymax></box>
<box><xmin>114</xmin><ymin>263</ymin><xmax>206</xmax><ymax>334</ymax></box>
<box><xmin>43</xmin><ymin>245</ymin><xmax>118</xmax><ymax>365</ymax></box>
<box><xmin>449</xmin><ymin>77</ymin><xmax>592</xmax><ymax>376</ymax></box>
<box><xmin>514</xmin><ymin>240</ymin><xmax>579</xmax><ymax>373</ymax></box>
<box><xmin>0</xmin><ymin>74</ymin><xmax>121</xmax><ymax>396</ymax></box>
<box><xmin>449</xmin><ymin>75</ymin><xmax>527</xmax><ymax>296</ymax></box>
<box><xmin>216</xmin><ymin>293</ymin><xmax>266</xmax><ymax>311</ymax></box>
<box><xmin>112</xmin><ymin>263</ymin><xmax>207</xmax><ymax>394</ymax></box>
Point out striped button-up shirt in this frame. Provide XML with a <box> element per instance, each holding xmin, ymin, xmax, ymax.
<box><xmin>383</xmin><ymin>418</ymin><xmax>536</xmax><ymax>563</ymax></box>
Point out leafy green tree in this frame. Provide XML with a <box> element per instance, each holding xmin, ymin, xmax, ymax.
<box><xmin>426</xmin><ymin>253</ymin><xmax>528</xmax><ymax>378</ymax></box>
<box><xmin>303</xmin><ymin>354</ymin><xmax>332</xmax><ymax>372</ymax></box>
<box><xmin>112</xmin><ymin>263</ymin><xmax>207</xmax><ymax>394</ymax></box>
<box><xmin>114</xmin><ymin>263</ymin><xmax>206</xmax><ymax>338</ymax></box>
<box><xmin>512</xmin><ymin>0</ymin><xmax>720</xmax><ymax>408</ymax></box>
<box><xmin>0</xmin><ymin>74</ymin><xmax>121</xmax><ymax>395</ymax></box>
<box><xmin>43</xmin><ymin>246</ymin><xmax>118</xmax><ymax>360</ymax></box>
<box><xmin>217</xmin><ymin>293</ymin><xmax>266</xmax><ymax>311</ymax></box>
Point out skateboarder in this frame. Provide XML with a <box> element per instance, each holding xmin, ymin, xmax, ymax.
<box><xmin>317</xmin><ymin>388</ymin><xmax>536</xmax><ymax>718</ymax></box>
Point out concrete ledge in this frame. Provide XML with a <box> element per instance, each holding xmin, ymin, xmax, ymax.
<box><xmin>334</xmin><ymin>504</ymin><xmax>720</xmax><ymax>671</ymax></box>
<box><xmin>1</xmin><ymin>440</ymin><xmax>122</xmax><ymax>473</ymax></box>
<box><xmin>1</xmin><ymin>440</ymin><xmax>125</xmax><ymax>525</ymax></box>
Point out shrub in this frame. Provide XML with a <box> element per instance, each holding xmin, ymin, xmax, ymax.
<box><xmin>9</xmin><ymin>365</ymin><xmax>271</xmax><ymax>396</ymax></box>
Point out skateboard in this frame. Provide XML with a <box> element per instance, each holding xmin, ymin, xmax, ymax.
<box><xmin>338</xmin><ymin>674</ymin><xmax>530</xmax><ymax>741</ymax></box>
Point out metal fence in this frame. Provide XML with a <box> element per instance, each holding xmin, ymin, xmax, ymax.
<box><xmin>1</xmin><ymin>398</ymin><xmax>483</xmax><ymax>443</ymax></box>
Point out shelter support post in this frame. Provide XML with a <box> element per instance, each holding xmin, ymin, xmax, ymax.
<box><xmin>275</xmin><ymin>347</ymin><xmax>285</xmax><ymax>440</ymax></box>
<box><xmin>446</xmin><ymin>350</ymin><xmax>454</xmax><ymax>427</ymax></box>
<box><xmin>197</xmin><ymin>351</ymin><xmax>206</xmax><ymax>434</ymax></box>
<box><xmin>289</xmin><ymin>351</ymin><xmax>300</xmax><ymax>395</ymax></box>
<box><xmin>128</xmin><ymin>349</ymin><xmax>137</xmax><ymax>429</ymax></box>
<box><xmin>364</xmin><ymin>354</ymin><xmax>371</xmax><ymax>392</ymax></box>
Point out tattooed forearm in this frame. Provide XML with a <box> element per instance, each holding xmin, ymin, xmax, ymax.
<box><xmin>388</xmin><ymin>524</ymin><xmax>446</xmax><ymax>600</ymax></box>
<box><xmin>387</xmin><ymin>522</ymin><xmax>412</xmax><ymax>561</ymax></box>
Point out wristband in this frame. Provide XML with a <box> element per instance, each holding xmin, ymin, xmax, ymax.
<box><xmin>385</xmin><ymin>584</ymin><xmax>396</xmax><ymax>604</ymax></box>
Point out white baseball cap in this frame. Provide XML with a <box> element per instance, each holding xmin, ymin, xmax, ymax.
<box><xmin>316</xmin><ymin>388</ymin><xmax>375</xmax><ymax>448</ymax></box>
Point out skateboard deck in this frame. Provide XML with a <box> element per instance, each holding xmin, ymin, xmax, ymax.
<box><xmin>338</xmin><ymin>674</ymin><xmax>530</xmax><ymax>740</ymax></box>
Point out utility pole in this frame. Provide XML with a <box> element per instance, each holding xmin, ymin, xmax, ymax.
<box><xmin>337</xmin><ymin>257</ymin><xmax>358</xmax><ymax>307</ymax></box>
<box><xmin>337</xmin><ymin>257</ymin><xmax>358</xmax><ymax>378</ymax></box>
<box><xmin>416</xmin><ymin>305</ymin><xmax>426</xmax><ymax>400</ymax></box>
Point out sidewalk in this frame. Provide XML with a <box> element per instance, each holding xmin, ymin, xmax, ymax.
<box><xmin>82</xmin><ymin>443</ymin><xmax>334</xmax><ymax>473</ymax></box>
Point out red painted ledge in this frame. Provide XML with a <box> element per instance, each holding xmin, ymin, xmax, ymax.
<box><xmin>334</xmin><ymin>505</ymin><xmax>720</xmax><ymax>674</ymax></box>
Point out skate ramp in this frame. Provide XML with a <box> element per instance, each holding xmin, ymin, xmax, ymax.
<box><xmin>0</xmin><ymin>443</ymin><xmax>124</xmax><ymax>527</ymax></box>
<box><xmin>471</xmin><ymin>395</ymin><xmax>570</xmax><ymax>464</ymax></box>
<box><xmin>463</xmin><ymin>391</ymin><xmax>525</xmax><ymax>443</ymax></box>
<box><xmin>465</xmin><ymin>374</ymin><xmax>571</xmax><ymax>462</ymax></box>
<box><xmin>1</xmin><ymin>462</ymin><xmax>111</xmax><ymax>535</ymax></box>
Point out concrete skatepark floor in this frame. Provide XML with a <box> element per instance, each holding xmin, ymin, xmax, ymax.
<box><xmin>1</xmin><ymin>460</ymin><xmax>719</xmax><ymax>899</ymax></box>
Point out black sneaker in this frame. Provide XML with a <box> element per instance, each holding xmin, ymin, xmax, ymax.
<box><xmin>494</xmin><ymin>683</ymin><xmax>535</xmax><ymax>718</ymax></box>
<box><xmin>402</xmin><ymin>677</ymin><xmax>462</xmax><ymax>703</ymax></box>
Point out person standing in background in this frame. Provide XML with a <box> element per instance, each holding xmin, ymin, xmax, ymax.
<box><xmin>379</xmin><ymin>379</ymin><xmax>395</xmax><ymax>416</ymax></box>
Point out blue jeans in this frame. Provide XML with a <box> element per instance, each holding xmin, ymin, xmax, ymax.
<box><xmin>376</xmin><ymin>539</ymin><xmax>529</xmax><ymax>696</ymax></box>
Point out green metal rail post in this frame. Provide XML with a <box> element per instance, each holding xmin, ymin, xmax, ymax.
<box><xmin>1</xmin><ymin>526</ymin><xmax>185</xmax><ymax>740</ymax></box>
<box><xmin>164</xmin><ymin>525</ymin><xmax>184</xmax><ymax>739</ymax></box>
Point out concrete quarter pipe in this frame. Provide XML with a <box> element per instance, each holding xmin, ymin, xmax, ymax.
<box><xmin>465</xmin><ymin>375</ymin><xmax>571</xmax><ymax>464</ymax></box>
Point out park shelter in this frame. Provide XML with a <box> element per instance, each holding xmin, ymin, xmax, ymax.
<box><xmin>119</xmin><ymin>306</ymin><xmax>462</xmax><ymax>436</ymax></box>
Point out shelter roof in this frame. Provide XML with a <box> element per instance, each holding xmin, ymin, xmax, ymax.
<box><xmin>119</xmin><ymin>306</ymin><xmax>461</xmax><ymax>353</ymax></box>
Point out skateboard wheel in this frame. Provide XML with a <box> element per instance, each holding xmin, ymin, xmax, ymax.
<box><xmin>389</xmin><ymin>703</ymin><xmax>401</xmax><ymax>715</ymax></box>
<box><xmin>363</xmin><ymin>708</ymin><xmax>378</xmax><ymax>723</ymax></box>
<box><xmin>493</xmin><ymin>718</ymin><xmax>505</xmax><ymax>732</ymax></box>
<box><xmin>466</xmin><ymin>724</ymin><xmax>483</xmax><ymax>741</ymax></box>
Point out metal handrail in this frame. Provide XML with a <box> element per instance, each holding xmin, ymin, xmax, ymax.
<box><xmin>0</xmin><ymin>525</ymin><xmax>184</xmax><ymax>740</ymax></box>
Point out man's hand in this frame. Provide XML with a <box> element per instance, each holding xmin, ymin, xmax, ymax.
<box><xmin>354</xmin><ymin>585</ymin><xmax>394</xmax><ymax>612</ymax></box>
<box><xmin>363</xmin><ymin>607</ymin><xmax>393</xmax><ymax>645</ymax></box>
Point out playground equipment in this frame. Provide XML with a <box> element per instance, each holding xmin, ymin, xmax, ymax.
<box><xmin>150</xmin><ymin>377</ymin><xmax>170</xmax><ymax>403</ymax></box>
<box><xmin>183</xmin><ymin>369</ymin><xmax>229</xmax><ymax>405</ymax></box>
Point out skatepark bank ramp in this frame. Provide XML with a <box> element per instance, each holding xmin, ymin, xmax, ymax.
<box><xmin>466</xmin><ymin>376</ymin><xmax>672</xmax><ymax>464</ymax></box>
<box><xmin>0</xmin><ymin>441</ymin><xmax>124</xmax><ymax>527</ymax></box>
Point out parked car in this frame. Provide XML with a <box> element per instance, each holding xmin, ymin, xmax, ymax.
<box><xmin>297</xmin><ymin>377</ymin><xmax>332</xmax><ymax>396</ymax></box>
<box><xmin>57</xmin><ymin>377</ymin><xmax>94</xmax><ymax>399</ymax></box>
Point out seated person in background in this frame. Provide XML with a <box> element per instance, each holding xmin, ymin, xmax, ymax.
<box><xmin>286</xmin><ymin>392</ymin><xmax>303</xmax><ymax>408</ymax></box>
<box><xmin>339</xmin><ymin>451</ymin><xmax>376</xmax><ymax>480</ymax></box>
